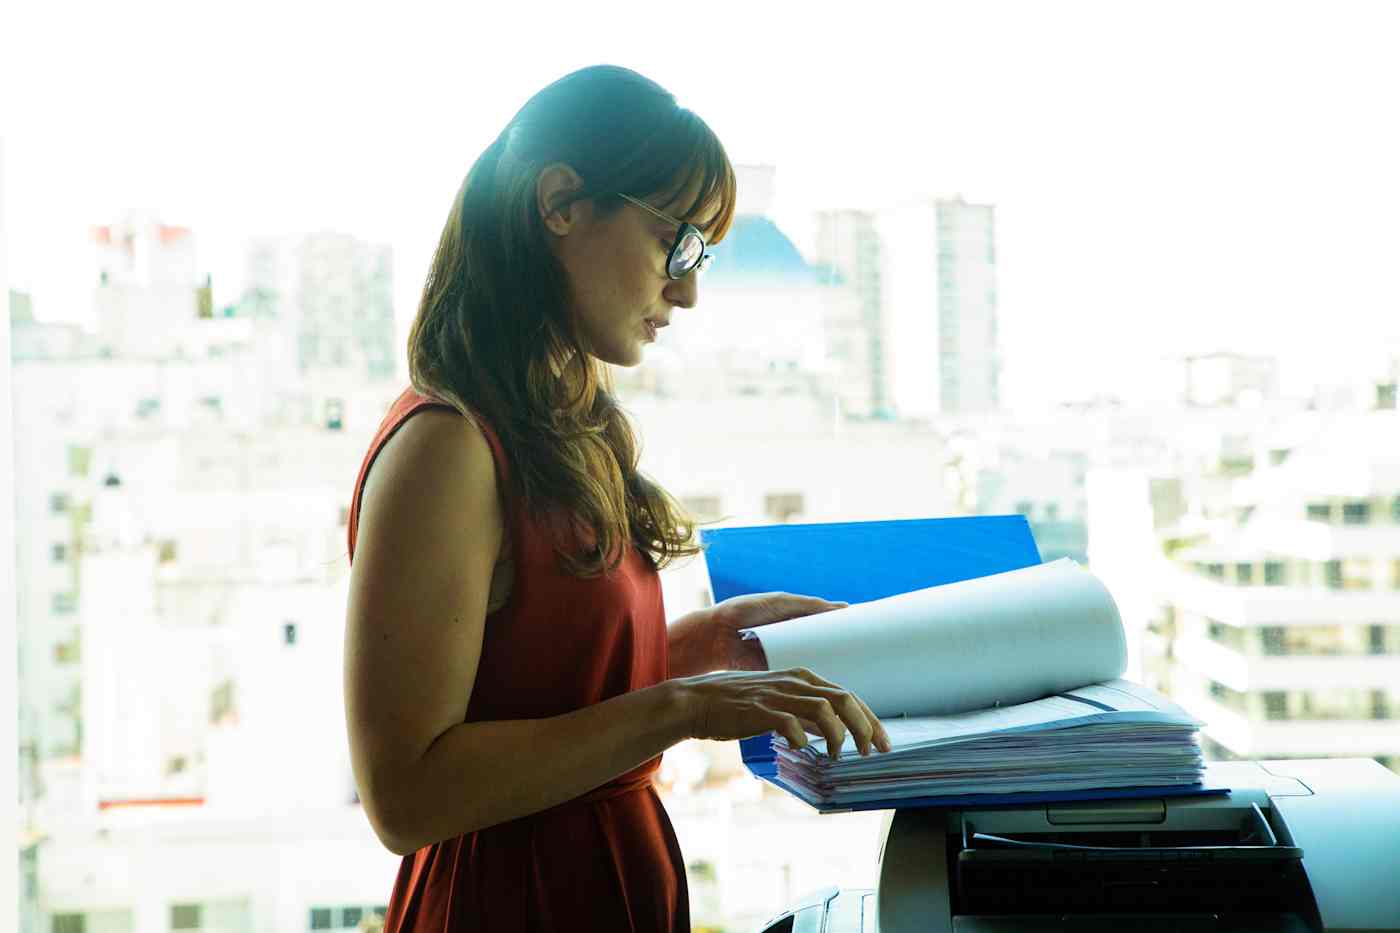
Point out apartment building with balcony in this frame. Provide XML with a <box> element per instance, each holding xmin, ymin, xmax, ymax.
<box><xmin>1148</xmin><ymin>414</ymin><xmax>1400</xmax><ymax>771</ymax></box>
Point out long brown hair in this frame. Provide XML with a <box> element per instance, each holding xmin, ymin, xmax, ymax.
<box><xmin>407</xmin><ymin>65</ymin><xmax>737</xmax><ymax>576</ymax></box>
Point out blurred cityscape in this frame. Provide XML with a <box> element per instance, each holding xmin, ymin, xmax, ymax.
<box><xmin>9</xmin><ymin>162</ymin><xmax>1400</xmax><ymax>933</ymax></box>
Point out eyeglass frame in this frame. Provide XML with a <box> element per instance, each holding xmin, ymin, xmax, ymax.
<box><xmin>616</xmin><ymin>193</ymin><xmax>715</xmax><ymax>280</ymax></box>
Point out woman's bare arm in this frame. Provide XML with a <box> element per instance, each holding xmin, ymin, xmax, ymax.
<box><xmin>344</xmin><ymin>410</ymin><xmax>695</xmax><ymax>855</ymax></box>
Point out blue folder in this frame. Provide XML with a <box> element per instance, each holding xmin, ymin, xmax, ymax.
<box><xmin>699</xmin><ymin>516</ymin><xmax>1228</xmax><ymax>813</ymax></box>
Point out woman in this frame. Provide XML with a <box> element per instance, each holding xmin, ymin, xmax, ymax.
<box><xmin>343</xmin><ymin>65</ymin><xmax>891</xmax><ymax>932</ymax></box>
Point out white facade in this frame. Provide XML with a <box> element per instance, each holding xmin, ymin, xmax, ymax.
<box><xmin>877</xmin><ymin>196</ymin><xmax>999</xmax><ymax>417</ymax></box>
<box><xmin>242</xmin><ymin>233</ymin><xmax>396</xmax><ymax>384</ymax></box>
<box><xmin>814</xmin><ymin>209</ymin><xmax>891</xmax><ymax>417</ymax></box>
<box><xmin>1088</xmin><ymin>412</ymin><xmax>1400</xmax><ymax>771</ymax></box>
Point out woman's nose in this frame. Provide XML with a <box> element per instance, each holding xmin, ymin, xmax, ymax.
<box><xmin>664</xmin><ymin>269</ymin><xmax>699</xmax><ymax>309</ymax></box>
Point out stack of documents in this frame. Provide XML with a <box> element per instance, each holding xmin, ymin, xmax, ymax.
<box><xmin>772</xmin><ymin>679</ymin><xmax>1205</xmax><ymax>808</ymax></box>
<box><xmin>721</xmin><ymin>556</ymin><xmax>1211</xmax><ymax>808</ymax></box>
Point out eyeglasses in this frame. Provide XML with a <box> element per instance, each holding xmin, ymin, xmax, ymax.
<box><xmin>617</xmin><ymin>193</ymin><xmax>715</xmax><ymax>280</ymax></box>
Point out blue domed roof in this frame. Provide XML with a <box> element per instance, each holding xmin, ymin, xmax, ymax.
<box><xmin>703</xmin><ymin>215</ymin><xmax>820</xmax><ymax>288</ymax></box>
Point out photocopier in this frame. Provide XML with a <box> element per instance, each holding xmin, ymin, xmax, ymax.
<box><xmin>756</xmin><ymin>758</ymin><xmax>1400</xmax><ymax>933</ymax></box>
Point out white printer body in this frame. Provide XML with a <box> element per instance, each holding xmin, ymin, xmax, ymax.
<box><xmin>756</xmin><ymin>758</ymin><xmax>1400</xmax><ymax>933</ymax></box>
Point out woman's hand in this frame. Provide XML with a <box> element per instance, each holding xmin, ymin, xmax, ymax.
<box><xmin>673</xmin><ymin>666</ymin><xmax>892</xmax><ymax>759</ymax></box>
<box><xmin>668</xmin><ymin>592</ymin><xmax>848</xmax><ymax>678</ymax></box>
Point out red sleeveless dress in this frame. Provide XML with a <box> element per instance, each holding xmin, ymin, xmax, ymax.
<box><xmin>347</xmin><ymin>387</ymin><xmax>689</xmax><ymax>932</ymax></box>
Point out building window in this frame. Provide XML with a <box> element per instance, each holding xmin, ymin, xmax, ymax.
<box><xmin>1342</xmin><ymin>558</ymin><xmax>1374</xmax><ymax>590</ymax></box>
<box><xmin>1262</xmin><ymin>691</ymin><xmax>1289</xmax><ymax>720</ymax></box>
<box><xmin>170</xmin><ymin>904</ymin><xmax>201</xmax><ymax>931</ymax></box>
<box><xmin>340</xmin><ymin>907</ymin><xmax>364</xmax><ymax>928</ymax></box>
<box><xmin>1372</xmin><ymin>690</ymin><xmax>1391</xmax><ymax>719</ymax></box>
<box><xmin>1323</xmin><ymin>560</ymin><xmax>1344</xmax><ymax>589</ymax></box>
<box><xmin>679</xmin><ymin>495</ymin><xmax>723</xmax><ymax>523</ymax></box>
<box><xmin>52</xmin><ymin>592</ymin><xmax>78</xmax><ymax>615</ymax></box>
<box><xmin>50</xmin><ymin>492</ymin><xmax>70</xmax><ymax>514</ymax></box>
<box><xmin>210</xmin><ymin>680</ymin><xmax>235</xmax><ymax>724</ymax></box>
<box><xmin>1305</xmin><ymin>502</ymin><xmax>1331</xmax><ymax>522</ymax></box>
<box><xmin>1392</xmin><ymin>497</ymin><xmax>1400</xmax><ymax>524</ymax></box>
<box><xmin>52</xmin><ymin>916</ymin><xmax>85</xmax><ymax>933</ymax></box>
<box><xmin>1235</xmin><ymin>562</ymin><xmax>1254</xmax><ymax>585</ymax></box>
<box><xmin>1260</xmin><ymin>626</ymin><xmax>1288</xmax><ymax>655</ymax></box>
<box><xmin>54</xmin><ymin>639</ymin><xmax>80</xmax><ymax>665</ymax></box>
<box><xmin>1206</xmin><ymin>562</ymin><xmax>1226</xmax><ymax>581</ymax></box>
<box><xmin>284</xmin><ymin>623</ymin><xmax>297</xmax><ymax>646</ymax></box>
<box><xmin>158</xmin><ymin>539</ymin><xmax>178</xmax><ymax>564</ymax></box>
<box><xmin>764</xmin><ymin>492</ymin><xmax>805</xmax><ymax>524</ymax></box>
<box><xmin>1342</xmin><ymin>501</ymin><xmax>1371</xmax><ymax>525</ymax></box>
<box><xmin>310</xmin><ymin>908</ymin><xmax>334</xmax><ymax>930</ymax></box>
<box><xmin>325</xmin><ymin>399</ymin><xmax>345</xmax><ymax>431</ymax></box>
<box><xmin>52</xmin><ymin>543</ymin><xmax>68</xmax><ymax>563</ymax></box>
<box><xmin>1205</xmin><ymin>680</ymin><xmax>1244</xmax><ymax>713</ymax></box>
<box><xmin>67</xmin><ymin>445</ymin><xmax>93</xmax><ymax>478</ymax></box>
<box><xmin>1263</xmin><ymin>561</ymin><xmax>1286</xmax><ymax>586</ymax></box>
<box><xmin>1207</xmin><ymin>619</ymin><xmax>1244</xmax><ymax>651</ymax></box>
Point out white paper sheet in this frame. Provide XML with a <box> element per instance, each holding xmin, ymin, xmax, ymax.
<box><xmin>745</xmin><ymin>558</ymin><xmax>1127</xmax><ymax>718</ymax></box>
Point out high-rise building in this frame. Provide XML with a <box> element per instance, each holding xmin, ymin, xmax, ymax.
<box><xmin>296</xmin><ymin>233</ymin><xmax>395</xmax><ymax>383</ymax></box>
<box><xmin>242</xmin><ymin>231</ymin><xmax>395</xmax><ymax>384</ymax></box>
<box><xmin>878</xmin><ymin>196</ymin><xmax>999</xmax><ymax>416</ymax></box>
<box><xmin>815</xmin><ymin>210</ymin><xmax>891</xmax><ymax>418</ymax></box>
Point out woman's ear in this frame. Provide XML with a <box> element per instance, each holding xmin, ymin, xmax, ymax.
<box><xmin>537</xmin><ymin>163</ymin><xmax>585</xmax><ymax>236</ymax></box>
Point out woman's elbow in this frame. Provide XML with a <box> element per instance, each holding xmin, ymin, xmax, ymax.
<box><xmin>356</xmin><ymin>781</ymin><xmax>419</xmax><ymax>857</ymax></box>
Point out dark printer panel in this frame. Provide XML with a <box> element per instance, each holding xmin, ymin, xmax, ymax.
<box><xmin>951</xmin><ymin>826</ymin><xmax>1315</xmax><ymax>921</ymax></box>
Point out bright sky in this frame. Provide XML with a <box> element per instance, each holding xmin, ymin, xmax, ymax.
<box><xmin>4</xmin><ymin>0</ymin><xmax>1399</xmax><ymax>409</ymax></box>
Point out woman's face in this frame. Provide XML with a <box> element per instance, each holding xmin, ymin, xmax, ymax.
<box><xmin>540</xmin><ymin>166</ymin><xmax>716</xmax><ymax>367</ymax></box>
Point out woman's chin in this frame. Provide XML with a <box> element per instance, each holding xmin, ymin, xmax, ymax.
<box><xmin>590</xmin><ymin>345</ymin><xmax>645</xmax><ymax>368</ymax></box>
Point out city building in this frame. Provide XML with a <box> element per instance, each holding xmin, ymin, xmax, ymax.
<box><xmin>877</xmin><ymin>196</ymin><xmax>999</xmax><ymax>417</ymax></box>
<box><xmin>814</xmin><ymin>209</ymin><xmax>892</xmax><ymax>418</ymax></box>
<box><xmin>1155</xmin><ymin>413</ymin><xmax>1400</xmax><ymax>771</ymax></box>
<box><xmin>1085</xmin><ymin>406</ymin><xmax>1400</xmax><ymax>773</ymax></box>
<box><xmin>242</xmin><ymin>232</ymin><xmax>396</xmax><ymax>385</ymax></box>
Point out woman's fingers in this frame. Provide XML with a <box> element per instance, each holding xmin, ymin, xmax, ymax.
<box><xmin>791</xmin><ymin>667</ymin><xmax>890</xmax><ymax>754</ymax></box>
<box><xmin>773</xmin><ymin>711</ymin><xmax>808</xmax><ymax>750</ymax></box>
<box><xmin>778</xmin><ymin>671</ymin><xmax>877</xmax><ymax>757</ymax></box>
<box><xmin>681</xmin><ymin>668</ymin><xmax>890</xmax><ymax>757</ymax></box>
<box><xmin>848</xmin><ymin>691</ymin><xmax>892</xmax><ymax>753</ymax></box>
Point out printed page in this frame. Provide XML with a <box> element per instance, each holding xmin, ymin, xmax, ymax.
<box><xmin>800</xmin><ymin>679</ymin><xmax>1201</xmax><ymax>757</ymax></box>
<box><xmin>747</xmin><ymin>559</ymin><xmax>1127</xmax><ymax>718</ymax></box>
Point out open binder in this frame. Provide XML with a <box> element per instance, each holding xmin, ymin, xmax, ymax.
<box><xmin>699</xmin><ymin>516</ymin><xmax>1229</xmax><ymax>813</ymax></box>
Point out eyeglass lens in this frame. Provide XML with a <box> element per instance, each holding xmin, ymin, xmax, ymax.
<box><xmin>669</xmin><ymin>233</ymin><xmax>705</xmax><ymax>278</ymax></box>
